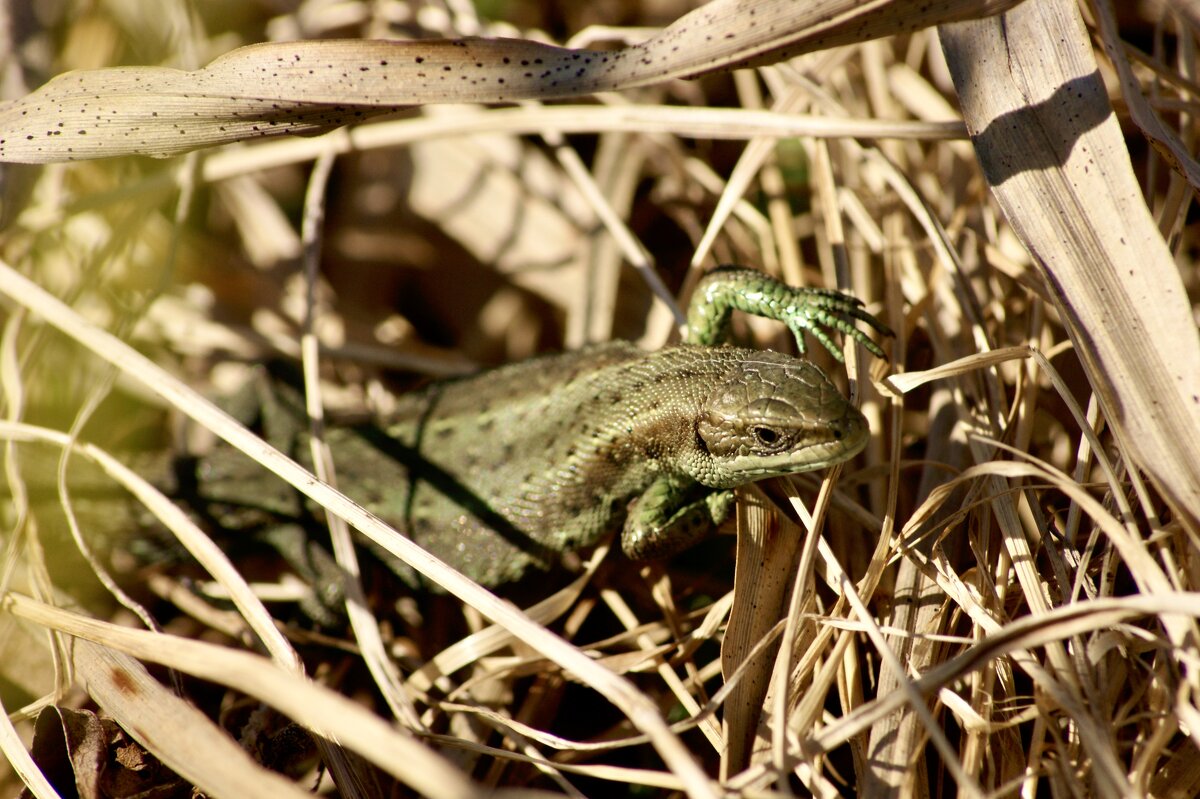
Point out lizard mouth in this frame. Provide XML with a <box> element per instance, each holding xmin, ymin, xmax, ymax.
<box><xmin>733</xmin><ymin>431</ymin><xmax>869</xmax><ymax>478</ymax></box>
<box><xmin>722</xmin><ymin>409</ymin><xmax>870</xmax><ymax>479</ymax></box>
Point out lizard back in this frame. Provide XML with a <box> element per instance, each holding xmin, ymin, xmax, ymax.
<box><xmin>351</xmin><ymin>341</ymin><xmax>862</xmax><ymax>585</ymax></box>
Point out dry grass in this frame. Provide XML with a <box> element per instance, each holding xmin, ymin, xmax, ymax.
<box><xmin>1</xmin><ymin>0</ymin><xmax>1199</xmax><ymax>797</ymax></box>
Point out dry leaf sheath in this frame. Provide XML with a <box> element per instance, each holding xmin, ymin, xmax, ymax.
<box><xmin>0</xmin><ymin>0</ymin><xmax>1022</xmax><ymax>162</ymax></box>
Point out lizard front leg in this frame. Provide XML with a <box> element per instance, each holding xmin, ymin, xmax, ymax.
<box><xmin>686</xmin><ymin>266</ymin><xmax>892</xmax><ymax>360</ymax></box>
<box><xmin>621</xmin><ymin>474</ymin><xmax>735</xmax><ymax>561</ymax></box>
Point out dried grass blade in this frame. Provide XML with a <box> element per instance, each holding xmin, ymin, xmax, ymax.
<box><xmin>1091</xmin><ymin>0</ymin><xmax>1200</xmax><ymax>193</ymax></box>
<box><xmin>720</xmin><ymin>490</ymin><xmax>800</xmax><ymax>778</ymax></box>
<box><xmin>0</xmin><ymin>422</ymin><xmax>296</xmax><ymax>669</ymax></box>
<box><xmin>9</xmin><ymin>596</ymin><xmax>483</xmax><ymax>799</ymax></box>
<box><xmin>809</xmin><ymin>591</ymin><xmax>1200</xmax><ymax>753</ymax></box>
<box><xmin>940</xmin><ymin>0</ymin><xmax>1200</xmax><ymax>526</ymax></box>
<box><xmin>73</xmin><ymin>641</ymin><xmax>320</xmax><ymax>799</ymax></box>
<box><xmin>882</xmin><ymin>345</ymin><xmax>1031</xmax><ymax>394</ymax></box>
<box><xmin>1</xmin><ymin>0</ymin><xmax>1020</xmax><ymax>163</ymax></box>
<box><xmin>0</xmin><ymin>257</ymin><xmax>718</xmax><ymax>799</ymax></box>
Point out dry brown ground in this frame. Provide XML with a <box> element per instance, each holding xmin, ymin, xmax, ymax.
<box><xmin>1</xmin><ymin>0</ymin><xmax>1199</xmax><ymax>797</ymax></box>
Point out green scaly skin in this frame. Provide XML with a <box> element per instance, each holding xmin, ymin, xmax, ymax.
<box><xmin>687</xmin><ymin>266</ymin><xmax>891</xmax><ymax>357</ymax></box>
<box><xmin>151</xmin><ymin>266</ymin><xmax>891</xmax><ymax>592</ymax></box>
<box><xmin>352</xmin><ymin>266</ymin><xmax>890</xmax><ymax>585</ymax></box>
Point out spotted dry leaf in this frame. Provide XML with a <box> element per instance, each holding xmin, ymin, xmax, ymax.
<box><xmin>0</xmin><ymin>0</ymin><xmax>1022</xmax><ymax>163</ymax></box>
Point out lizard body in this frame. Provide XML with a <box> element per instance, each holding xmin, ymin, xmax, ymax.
<box><xmin>358</xmin><ymin>342</ymin><xmax>866</xmax><ymax>585</ymax></box>
<box><xmin>181</xmin><ymin>267</ymin><xmax>889</xmax><ymax>588</ymax></box>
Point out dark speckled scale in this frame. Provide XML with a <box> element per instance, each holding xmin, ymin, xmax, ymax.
<box><xmin>190</xmin><ymin>268</ymin><xmax>887</xmax><ymax>589</ymax></box>
<box><xmin>355</xmin><ymin>340</ymin><xmax>869</xmax><ymax>586</ymax></box>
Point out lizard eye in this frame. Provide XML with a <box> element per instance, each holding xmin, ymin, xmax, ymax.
<box><xmin>752</xmin><ymin>426</ymin><xmax>782</xmax><ymax>447</ymax></box>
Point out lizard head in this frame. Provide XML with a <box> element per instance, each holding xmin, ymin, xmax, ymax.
<box><xmin>695</xmin><ymin>353</ymin><xmax>868</xmax><ymax>487</ymax></box>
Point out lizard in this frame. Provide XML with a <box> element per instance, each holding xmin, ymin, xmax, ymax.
<box><xmin>183</xmin><ymin>266</ymin><xmax>890</xmax><ymax>589</ymax></box>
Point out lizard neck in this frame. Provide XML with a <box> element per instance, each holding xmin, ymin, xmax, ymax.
<box><xmin>559</xmin><ymin>345</ymin><xmax>747</xmax><ymax>493</ymax></box>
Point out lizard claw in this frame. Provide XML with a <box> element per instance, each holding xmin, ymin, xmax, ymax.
<box><xmin>782</xmin><ymin>290</ymin><xmax>892</xmax><ymax>362</ymax></box>
<box><xmin>687</xmin><ymin>266</ymin><xmax>893</xmax><ymax>361</ymax></box>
